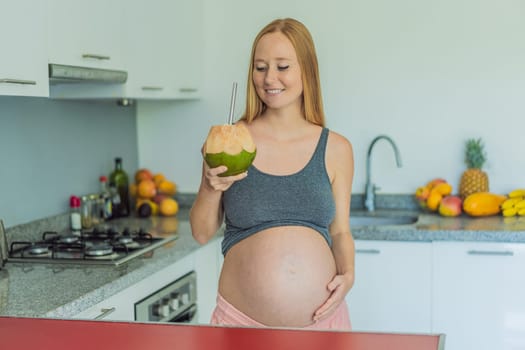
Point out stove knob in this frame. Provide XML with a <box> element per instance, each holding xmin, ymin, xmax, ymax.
<box><xmin>181</xmin><ymin>292</ymin><xmax>190</xmax><ymax>305</ymax></box>
<box><xmin>169</xmin><ymin>297</ymin><xmax>180</xmax><ymax>311</ymax></box>
<box><xmin>153</xmin><ymin>300</ymin><xmax>171</xmax><ymax>318</ymax></box>
<box><xmin>160</xmin><ymin>300</ymin><xmax>171</xmax><ymax>317</ymax></box>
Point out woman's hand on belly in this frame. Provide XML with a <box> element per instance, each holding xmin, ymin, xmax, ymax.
<box><xmin>312</xmin><ymin>271</ymin><xmax>354</xmax><ymax>322</ymax></box>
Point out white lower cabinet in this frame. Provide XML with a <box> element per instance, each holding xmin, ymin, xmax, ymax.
<box><xmin>432</xmin><ymin>242</ymin><xmax>525</xmax><ymax>350</ymax></box>
<box><xmin>194</xmin><ymin>239</ymin><xmax>222</xmax><ymax>324</ymax></box>
<box><xmin>346</xmin><ymin>240</ymin><xmax>432</xmax><ymax>333</ymax></box>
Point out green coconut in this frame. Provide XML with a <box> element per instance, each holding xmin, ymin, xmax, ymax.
<box><xmin>204</xmin><ymin>124</ymin><xmax>256</xmax><ymax>177</ymax></box>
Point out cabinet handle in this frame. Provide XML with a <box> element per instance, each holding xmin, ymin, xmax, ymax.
<box><xmin>179</xmin><ymin>87</ymin><xmax>198</xmax><ymax>93</ymax></box>
<box><xmin>94</xmin><ymin>307</ymin><xmax>116</xmax><ymax>320</ymax></box>
<box><xmin>82</xmin><ymin>53</ymin><xmax>110</xmax><ymax>60</ymax></box>
<box><xmin>467</xmin><ymin>250</ymin><xmax>514</xmax><ymax>256</ymax></box>
<box><xmin>356</xmin><ymin>249</ymin><xmax>381</xmax><ymax>254</ymax></box>
<box><xmin>0</xmin><ymin>78</ymin><xmax>37</xmax><ymax>85</ymax></box>
<box><xmin>141</xmin><ymin>86</ymin><xmax>164</xmax><ymax>91</ymax></box>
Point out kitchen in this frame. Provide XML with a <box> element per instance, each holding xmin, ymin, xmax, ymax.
<box><xmin>1</xmin><ymin>0</ymin><xmax>524</xmax><ymax>349</ymax></box>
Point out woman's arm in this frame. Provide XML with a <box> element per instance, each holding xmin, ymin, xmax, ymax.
<box><xmin>190</xmin><ymin>160</ymin><xmax>248</xmax><ymax>245</ymax></box>
<box><xmin>313</xmin><ymin>131</ymin><xmax>355</xmax><ymax>321</ymax></box>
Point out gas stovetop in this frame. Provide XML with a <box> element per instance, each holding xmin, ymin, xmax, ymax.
<box><xmin>7</xmin><ymin>226</ymin><xmax>177</xmax><ymax>266</ymax></box>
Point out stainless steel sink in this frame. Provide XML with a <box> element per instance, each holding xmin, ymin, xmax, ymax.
<box><xmin>350</xmin><ymin>215</ymin><xmax>418</xmax><ymax>228</ymax></box>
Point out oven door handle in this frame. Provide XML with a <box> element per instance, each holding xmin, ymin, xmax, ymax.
<box><xmin>94</xmin><ymin>307</ymin><xmax>116</xmax><ymax>320</ymax></box>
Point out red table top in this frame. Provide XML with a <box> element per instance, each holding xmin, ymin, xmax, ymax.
<box><xmin>0</xmin><ymin>317</ymin><xmax>445</xmax><ymax>350</ymax></box>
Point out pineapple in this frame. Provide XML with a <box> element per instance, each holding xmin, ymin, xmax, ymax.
<box><xmin>459</xmin><ymin>138</ymin><xmax>489</xmax><ymax>199</ymax></box>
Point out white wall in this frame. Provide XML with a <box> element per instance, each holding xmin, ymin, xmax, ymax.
<box><xmin>137</xmin><ymin>0</ymin><xmax>525</xmax><ymax>196</ymax></box>
<box><xmin>0</xmin><ymin>97</ymin><xmax>137</xmax><ymax>227</ymax></box>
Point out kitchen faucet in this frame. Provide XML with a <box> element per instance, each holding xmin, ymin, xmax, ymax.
<box><xmin>364</xmin><ymin>135</ymin><xmax>403</xmax><ymax>212</ymax></box>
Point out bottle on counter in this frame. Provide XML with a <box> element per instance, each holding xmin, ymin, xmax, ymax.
<box><xmin>99</xmin><ymin>175</ymin><xmax>113</xmax><ymax>221</ymax></box>
<box><xmin>69</xmin><ymin>195</ymin><xmax>82</xmax><ymax>233</ymax></box>
<box><xmin>109</xmin><ymin>157</ymin><xmax>130</xmax><ymax>218</ymax></box>
<box><xmin>81</xmin><ymin>195</ymin><xmax>93</xmax><ymax>229</ymax></box>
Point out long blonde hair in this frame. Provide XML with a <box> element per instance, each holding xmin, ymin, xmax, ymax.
<box><xmin>241</xmin><ymin>18</ymin><xmax>325</xmax><ymax>127</ymax></box>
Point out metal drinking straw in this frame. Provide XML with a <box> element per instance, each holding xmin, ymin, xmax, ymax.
<box><xmin>228</xmin><ymin>82</ymin><xmax>238</xmax><ymax>125</ymax></box>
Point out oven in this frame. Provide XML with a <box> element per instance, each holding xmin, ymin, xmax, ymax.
<box><xmin>134</xmin><ymin>271</ymin><xmax>198</xmax><ymax>323</ymax></box>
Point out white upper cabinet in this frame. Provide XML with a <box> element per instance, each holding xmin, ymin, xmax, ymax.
<box><xmin>346</xmin><ymin>240</ymin><xmax>433</xmax><ymax>333</ymax></box>
<box><xmin>0</xmin><ymin>1</ymin><xmax>49</xmax><ymax>97</ymax></box>
<box><xmin>122</xmin><ymin>0</ymin><xmax>202</xmax><ymax>99</ymax></box>
<box><xmin>2</xmin><ymin>1</ymin><xmax>202</xmax><ymax>99</ymax></box>
<box><xmin>46</xmin><ymin>0</ymin><xmax>125</xmax><ymax>70</ymax></box>
<box><xmin>433</xmin><ymin>242</ymin><xmax>525</xmax><ymax>350</ymax></box>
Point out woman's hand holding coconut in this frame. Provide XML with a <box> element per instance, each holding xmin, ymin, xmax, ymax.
<box><xmin>202</xmin><ymin>164</ymin><xmax>247</xmax><ymax>192</ymax></box>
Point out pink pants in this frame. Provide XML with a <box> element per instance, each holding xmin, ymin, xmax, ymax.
<box><xmin>210</xmin><ymin>293</ymin><xmax>352</xmax><ymax>330</ymax></box>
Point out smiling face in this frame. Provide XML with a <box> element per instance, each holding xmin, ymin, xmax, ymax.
<box><xmin>252</xmin><ymin>32</ymin><xmax>304</xmax><ymax>115</ymax></box>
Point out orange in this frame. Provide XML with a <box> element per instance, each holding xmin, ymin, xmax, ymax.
<box><xmin>137</xmin><ymin>179</ymin><xmax>156</xmax><ymax>199</ymax></box>
<box><xmin>158</xmin><ymin>180</ymin><xmax>177</xmax><ymax>196</ymax></box>
<box><xmin>153</xmin><ymin>173</ymin><xmax>166</xmax><ymax>187</ymax></box>
<box><xmin>159</xmin><ymin>198</ymin><xmax>179</xmax><ymax>216</ymax></box>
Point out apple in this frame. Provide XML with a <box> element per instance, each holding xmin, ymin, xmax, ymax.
<box><xmin>439</xmin><ymin>195</ymin><xmax>463</xmax><ymax>217</ymax></box>
<box><xmin>153</xmin><ymin>193</ymin><xmax>168</xmax><ymax>205</ymax></box>
<box><xmin>135</xmin><ymin>168</ymin><xmax>154</xmax><ymax>183</ymax></box>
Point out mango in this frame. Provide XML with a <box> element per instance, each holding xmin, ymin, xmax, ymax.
<box><xmin>463</xmin><ymin>192</ymin><xmax>507</xmax><ymax>217</ymax></box>
<box><xmin>426</xmin><ymin>191</ymin><xmax>443</xmax><ymax>212</ymax></box>
<box><xmin>439</xmin><ymin>195</ymin><xmax>463</xmax><ymax>217</ymax></box>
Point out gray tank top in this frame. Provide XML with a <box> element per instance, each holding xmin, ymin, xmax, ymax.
<box><xmin>221</xmin><ymin>128</ymin><xmax>335</xmax><ymax>255</ymax></box>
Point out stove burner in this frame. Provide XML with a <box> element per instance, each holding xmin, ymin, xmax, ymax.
<box><xmin>118</xmin><ymin>236</ymin><xmax>134</xmax><ymax>245</ymax></box>
<box><xmin>58</xmin><ymin>234</ymin><xmax>79</xmax><ymax>244</ymax></box>
<box><xmin>28</xmin><ymin>244</ymin><xmax>51</xmax><ymax>255</ymax></box>
<box><xmin>107</xmin><ymin>228</ymin><xmax>120</xmax><ymax>237</ymax></box>
<box><xmin>85</xmin><ymin>244</ymin><xmax>114</xmax><ymax>257</ymax></box>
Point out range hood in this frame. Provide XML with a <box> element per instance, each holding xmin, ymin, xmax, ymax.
<box><xmin>48</xmin><ymin>64</ymin><xmax>127</xmax><ymax>84</ymax></box>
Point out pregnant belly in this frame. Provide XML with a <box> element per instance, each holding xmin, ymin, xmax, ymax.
<box><xmin>218</xmin><ymin>226</ymin><xmax>336</xmax><ymax>327</ymax></box>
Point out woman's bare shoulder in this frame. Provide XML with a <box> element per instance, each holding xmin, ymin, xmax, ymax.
<box><xmin>326</xmin><ymin>129</ymin><xmax>353</xmax><ymax>157</ymax></box>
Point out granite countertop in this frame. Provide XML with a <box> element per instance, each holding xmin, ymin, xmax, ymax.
<box><xmin>0</xmin><ymin>209</ymin><xmax>216</xmax><ymax>318</ymax></box>
<box><xmin>350</xmin><ymin>209</ymin><xmax>525</xmax><ymax>242</ymax></box>
<box><xmin>1</xmin><ymin>202</ymin><xmax>525</xmax><ymax>319</ymax></box>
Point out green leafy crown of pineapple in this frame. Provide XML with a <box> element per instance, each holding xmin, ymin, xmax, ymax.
<box><xmin>465</xmin><ymin>138</ymin><xmax>486</xmax><ymax>169</ymax></box>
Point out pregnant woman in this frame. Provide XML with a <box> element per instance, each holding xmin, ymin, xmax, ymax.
<box><xmin>190</xmin><ymin>18</ymin><xmax>355</xmax><ymax>330</ymax></box>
